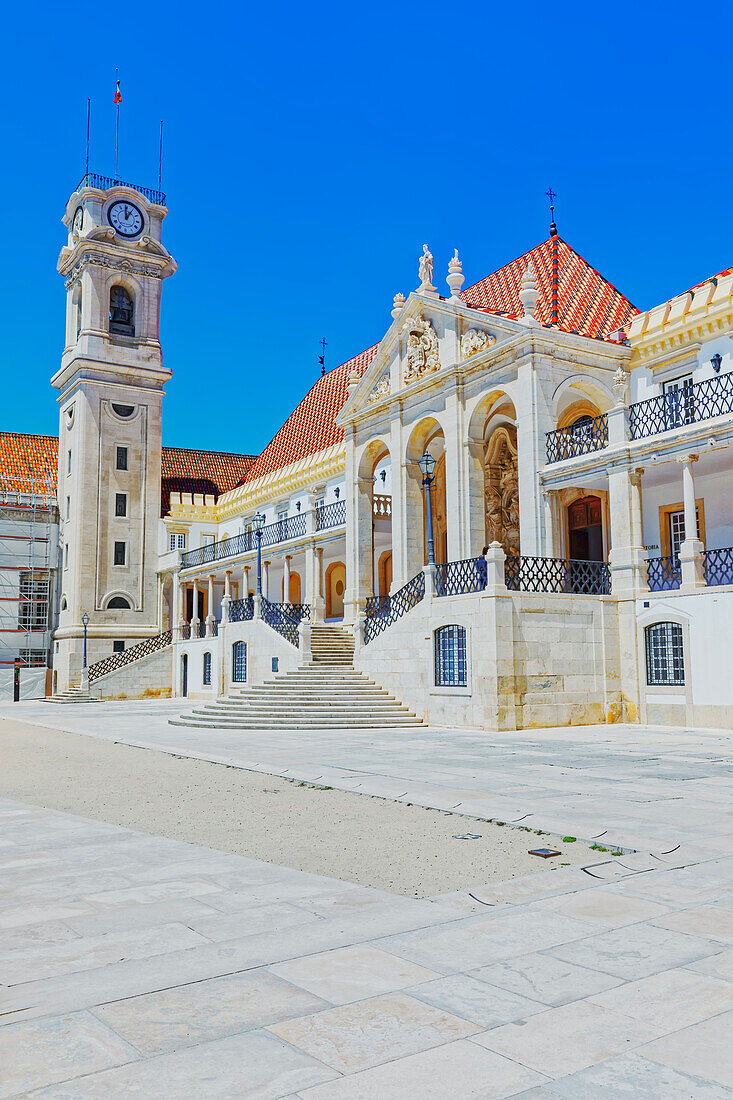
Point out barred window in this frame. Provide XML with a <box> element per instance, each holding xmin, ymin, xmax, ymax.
<box><xmin>232</xmin><ymin>641</ymin><xmax>247</xmax><ymax>683</ymax></box>
<box><xmin>645</xmin><ymin>622</ymin><xmax>684</xmax><ymax>686</ymax></box>
<box><xmin>203</xmin><ymin>651</ymin><xmax>212</xmax><ymax>686</ymax></box>
<box><xmin>434</xmin><ymin>624</ymin><xmax>467</xmax><ymax>687</ymax></box>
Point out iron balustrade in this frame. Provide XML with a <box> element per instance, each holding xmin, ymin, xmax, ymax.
<box><xmin>629</xmin><ymin>372</ymin><xmax>733</xmax><ymax>440</ymax></box>
<box><xmin>435</xmin><ymin>557</ymin><xmax>487</xmax><ymax>596</ymax></box>
<box><xmin>545</xmin><ymin>414</ymin><xmax>609</xmax><ymax>464</ymax></box>
<box><xmin>316</xmin><ymin>500</ymin><xmax>346</xmax><ymax>531</ymax></box>
<box><xmin>88</xmin><ymin>630</ymin><xmax>172</xmax><ymax>682</ymax></box>
<box><xmin>228</xmin><ymin>597</ymin><xmax>254</xmax><ymax>622</ymax></box>
<box><xmin>211</xmin><ymin>619</ymin><xmax>220</xmax><ymax>637</ymax></box>
<box><xmin>261</xmin><ymin>598</ymin><xmax>299</xmax><ymax>647</ymax></box>
<box><xmin>280</xmin><ymin>603</ymin><xmax>311</xmax><ymax>622</ymax></box>
<box><xmin>505</xmin><ymin>555</ymin><xmax>611</xmax><ymax>595</ymax></box>
<box><xmin>180</xmin><ymin>623</ymin><xmax>191</xmax><ymax>640</ymax></box>
<box><xmin>646</xmin><ymin>556</ymin><xmax>681</xmax><ymax>592</ymax></box>
<box><xmin>76</xmin><ymin>172</ymin><xmax>166</xmax><ymax>206</ymax></box>
<box><xmin>704</xmin><ymin>547</ymin><xmax>733</xmax><ymax>587</ymax></box>
<box><xmin>180</xmin><ymin>505</ymin><xmax>346</xmax><ymax>569</ymax></box>
<box><xmin>364</xmin><ymin>570</ymin><xmax>425</xmax><ymax>644</ymax></box>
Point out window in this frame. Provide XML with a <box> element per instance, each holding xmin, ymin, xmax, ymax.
<box><xmin>60</xmin><ymin>597</ymin><xmax>67</xmax><ymax>611</ymax></box>
<box><xmin>663</xmin><ymin>375</ymin><xmax>695</xmax><ymax>428</ymax></box>
<box><xmin>18</xmin><ymin>571</ymin><xmax>49</xmax><ymax>631</ymax></box>
<box><xmin>569</xmin><ymin>414</ymin><xmax>594</xmax><ymax>439</ymax></box>
<box><xmin>434</xmin><ymin>625</ymin><xmax>467</xmax><ymax>687</ymax></box>
<box><xmin>66</xmin><ymin>496</ymin><xmax>70</xmax><ymax>521</ymax></box>
<box><xmin>108</xmin><ymin>596</ymin><xmax>130</xmax><ymax>609</ymax></box>
<box><xmin>112</xmin><ymin>403</ymin><xmax>135</xmax><ymax>418</ymax></box>
<box><xmin>646</xmin><ymin>622</ymin><xmax>684</xmax><ymax>686</ymax></box>
<box><xmin>109</xmin><ymin>286</ymin><xmax>135</xmax><ymax>336</ymax></box>
<box><xmin>116</xmin><ymin>446</ymin><xmax>128</xmax><ymax>471</ymax></box>
<box><xmin>232</xmin><ymin>640</ymin><xmax>247</xmax><ymax>682</ymax></box>
<box><xmin>202</xmin><ymin>534</ymin><xmax>215</xmax><ymax>546</ymax></box>
<box><xmin>113</xmin><ymin>640</ymin><xmax>125</xmax><ymax>653</ymax></box>
<box><xmin>203</xmin><ymin>651</ymin><xmax>212</xmax><ymax>686</ymax></box>
<box><xmin>115</xmin><ymin>493</ymin><xmax>127</xmax><ymax>517</ymax></box>
<box><xmin>74</xmin><ymin>286</ymin><xmax>83</xmax><ymax>340</ymax></box>
<box><xmin>67</xmin><ymin>450</ymin><xmax>72</xmax><ymax>476</ymax></box>
<box><xmin>113</xmin><ymin>541</ymin><xmax>126</xmax><ymax>566</ymax></box>
<box><xmin>64</xmin><ymin>543</ymin><xmax>69</xmax><ymax>569</ymax></box>
<box><xmin>169</xmin><ymin>532</ymin><xmax>186</xmax><ymax>551</ymax></box>
<box><xmin>277</xmin><ymin>510</ymin><xmax>289</xmax><ymax>538</ymax></box>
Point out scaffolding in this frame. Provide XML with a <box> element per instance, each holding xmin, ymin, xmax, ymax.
<box><xmin>0</xmin><ymin>471</ymin><xmax>56</xmax><ymax>668</ymax></box>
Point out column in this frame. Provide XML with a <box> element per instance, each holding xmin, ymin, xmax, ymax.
<box><xmin>283</xmin><ymin>555</ymin><xmax>291</xmax><ymax>604</ymax></box>
<box><xmin>206</xmin><ymin>574</ymin><xmax>215</xmax><ymax>635</ymax></box>
<box><xmin>464</xmin><ymin>438</ymin><xmax>486</xmax><ymax>557</ymax></box>
<box><xmin>607</xmin><ymin>465</ymin><xmax>648</xmax><ymax>596</ymax></box>
<box><xmin>515</xmin><ymin>360</ymin><xmax>554</xmax><ymax>556</ymax></box>
<box><xmin>443</xmin><ymin>383</ymin><xmax>465</xmax><ymax>561</ymax></box>
<box><xmin>390</xmin><ymin>417</ymin><xmax>408</xmax><ymax>591</ymax></box>
<box><xmin>315</xmin><ymin>547</ymin><xmax>325</xmax><ymax>621</ymax></box>
<box><xmin>263</xmin><ymin>560</ymin><xmax>270</xmax><ymax>600</ymax></box>
<box><xmin>172</xmin><ymin>570</ymin><xmax>180</xmax><ymax>634</ymax></box>
<box><xmin>678</xmin><ymin>454</ymin><xmax>705</xmax><ymax>591</ymax></box>
<box><xmin>243</xmin><ymin>565</ymin><xmax>250</xmax><ymax>598</ymax></box>
<box><xmin>190</xmin><ymin>580</ymin><xmax>200</xmax><ymax>635</ymax></box>
<box><xmin>345</xmin><ymin>475</ymin><xmax>374</xmax><ymax>622</ymax></box>
<box><xmin>221</xmin><ymin>569</ymin><xmax>232</xmax><ymax>625</ymax></box>
<box><xmin>224</xmin><ymin>570</ymin><xmax>231</xmax><ymax>599</ymax></box>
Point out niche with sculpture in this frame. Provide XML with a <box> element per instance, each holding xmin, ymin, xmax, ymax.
<box><xmin>484</xmin><ymin>426</ymin><xmax>519</xmax><ymax>554</ymax></box>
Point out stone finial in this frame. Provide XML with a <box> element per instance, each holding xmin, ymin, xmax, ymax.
<box><xmin>391</xmin><ymin>292</ymin><xmax>406</xmax><ymax>320</ymax></box>
<box><xmin>346</xmin><ymin>368</ymin><xmax>361</xmax><ymax>396</ymax></box>
<box><xmin>613</xmin><ymin>366</ymin><xmax>630</xmax><ymax>407</ymax></box>
<box><xmin>417</xmin><ymin>243</ymin><xmax>436</xmax><ymax>295</ymax></box>
<box><xmin>519</xmin><ymin>261</ymin><xmax>539</xmax><ymax>325</ymax></box>
<box><xmin>446</xmin><ymin>249</ymin><xmax>464</xmax><ymax>301</ymax></box>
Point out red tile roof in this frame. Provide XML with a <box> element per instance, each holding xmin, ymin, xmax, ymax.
<box><xmin>241</xmin><ymin>344</ymin><xmax>379</xmax><ymax>482</ymax></box>
<box><xmin>0</xmin><ymin>432</ymin><xmax>255</xmax><ymax>515</ymax></box>
<box><xmin>461</xmin><ymin>235</ymin><xmax>639</xmax><ymax>339</ymax></box>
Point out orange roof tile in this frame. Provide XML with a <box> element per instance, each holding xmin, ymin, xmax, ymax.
<box><xmin>0</xmin><ymin>432</ymin><xmax>58</xmax><ymax>493</ymax></box>
<box><xmin>461</xmin><ymin>235</ymin><xmax>639</xmax><ymax>339</ymax></box>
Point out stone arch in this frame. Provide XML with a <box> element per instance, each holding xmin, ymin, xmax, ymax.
<box><xmin>404</xmin><ymin>416</ymin><xmax>447</xmax><ymax>571</ymax></box>
<box><xmin>354</xmin><ymin>437</ymin><xmax>392</xmax><ymax>602</ymax></box>
<box><xmin>102</xmin><ymin>590</ymin><xmax>136</xmax><ymax>611</ymax></box>
<box><xmin>325</xmin><ymin>561</ymin><xmax>346</xmax><ymax>619</ymax></box>
<box><xmin>552</xmin><ymin>374</ymin><xmax>614</xmax><ymax>427</ymax></box>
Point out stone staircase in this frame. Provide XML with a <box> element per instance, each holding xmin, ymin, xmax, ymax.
<box><xmin>46</xmin><ymin>684</ymin><xmax>96</xmax><ymax>704</ymax></box>
<box><xmin>170</xmin><ymin>624</ymin><xmax>424</xmax><ymax>730</ymax></box>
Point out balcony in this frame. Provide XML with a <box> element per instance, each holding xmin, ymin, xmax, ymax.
<box><xmin>76</xmin><ymin>172</ymin><xmax>166</xmax><ymax>206</ymax></box>
<box><xmin>629</xmin><ymin>372</ymin><xmax>733</xmax><ymax>441</ymax></box>
<box><xmin>546</xmin><ymin>414</ymin><xmax>609</xmax><ymax>464</ymax></box>
<box><xmin>180</xmin><ymin>501</ymin><xmax>346</xmax><ymax>570</ymax></box>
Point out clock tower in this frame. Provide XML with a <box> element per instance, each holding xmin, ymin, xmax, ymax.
<box><xmin>52</xmin><ymin>175</ymin><xmax>177</xmax><ymax>691</ymax></box>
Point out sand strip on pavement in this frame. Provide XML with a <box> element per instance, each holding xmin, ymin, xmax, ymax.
<box><xmin>0</xmin><ymin>717</ymin><xmax>610</xmax><ymax>896</ymax></box>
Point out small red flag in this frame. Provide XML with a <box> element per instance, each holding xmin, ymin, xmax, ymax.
<box><xmin>114</xmin><ymin>80</ymin><xmax>122</xmax><ymax>104</ymax></box>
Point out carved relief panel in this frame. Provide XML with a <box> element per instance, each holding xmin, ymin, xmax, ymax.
<box><xmin>484</xmin><ymin>425</ymin><xmax>519</xmax><ymax>554</ymax></box>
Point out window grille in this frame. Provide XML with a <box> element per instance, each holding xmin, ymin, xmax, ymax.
<box><xmin>116</xmin><ymin>446</ymin><xmax>128</xmax><ymax>471</ymax></box>
<box><xmin>169</xmin><ymin>532</ymin><xmax>186</xmax><ymax>551</ymax></box>
<box><xmin>203</xmin><ymin>651</ymin><xmax>212</xmax><ymax>685</ymax></box>
<box><xmin>115</xmin><ymin>493</ymin><xmax>127</xmax><ymax>517</ymax></box>
<box><xmin>114</xmin><ymin>541</ymin><xmax>126</xmax><ymax>566</ymax></box>
<box><xmin>232</xmin><ymin>641</ymin><xmax>247</xmax><ymax>682</ymax></box>
<box><xmin>434</xmin><ymin>624</ymin><xmax>467</xmax><ymax>687</ymax></box>
<box><xmin>645</xmin><ymin>622</ymin><xmax>684</xmax><ymax>686</ymax></box>
<box><xmin>113</xmin><ymin>640</ymin><xmax>125</xmax><ymax>653</ymax></box>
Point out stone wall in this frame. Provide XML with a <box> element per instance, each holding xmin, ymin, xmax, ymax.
<box><xmin>89</xmin><ymin>646</ymin><xmax>173</xmax><ymax>700</ymax></box>
<box><xmin>355</xmin><ymin>589</ymin><xmax>624</xmax><ymax>731</ymax></box>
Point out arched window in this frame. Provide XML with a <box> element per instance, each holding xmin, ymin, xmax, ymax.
<box><xmin>203</xmin><ymin>651</ymin><xmax>212</xmax><ymax>686</ymax></box>
<box><xmin>73</xmin><ymin>285</ymin><xmax>83</xmax><ymax>340</ymax></box>
<box><xmin>434</xmin><ymin>624</ymin><xmax>467</xmax><ymax>687</ymax></box>
<box><xmin>645</xmin><ymin>622</ymin><xmax>684</xmax><ymax>686</ymax></box>
<box><xmin>569</xmin><ymin>414</ymin><xmax>594</xmax><ymax>439</ymax></box>
<box><xmin>107</xmin><ymin>596</ymin><xmax>131</xmax><ymax>609</ymax></box>
<box><xmin>109</xmin><ymin>286</ymin><xmax>135</xmax><ymax>336</ymax></box>
<box><xmin>60</xmin><ymin>596</ymin><xmax>67</xmax><ymax>611</ymax></box>
<box><xmin>232</xmin><ymin>640</ymin><xmax>247</xmax><ymax>682</ymax></box>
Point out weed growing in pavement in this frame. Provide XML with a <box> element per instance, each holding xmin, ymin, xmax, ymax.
<box><xmin>562</xmin><ymin>836</ymin><xmax>577</xmax><ymax>843</ymax></box>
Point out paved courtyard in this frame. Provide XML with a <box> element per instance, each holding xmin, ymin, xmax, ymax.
<box><xmin>1</xmin><ymin>703</ymin><xmax>732</xmax><ymax>1097</ymax></box>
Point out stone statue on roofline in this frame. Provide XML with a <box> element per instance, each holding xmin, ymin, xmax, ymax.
<box><xmin>418</xmin><ymin>244</ymin><xmax>436</xmax><ymax>294</ymax></box>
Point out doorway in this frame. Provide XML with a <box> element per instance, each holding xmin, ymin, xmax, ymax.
<box><xmin>181</xmin><ymin>653</ymin><xmax>188</xmax><ymax>697</ymax></box>
<box><xmin>325</xmin><ymin>561</ymin><xmax>346</xmax><ymax>619</ymax></box>
<box><xmin>568</xmin><ymin>496</ymin><xmax>604</xmax><ymax>561</ymax></box>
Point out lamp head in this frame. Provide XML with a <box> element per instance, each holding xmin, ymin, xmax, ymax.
<box><xmin>81</xmin><ymin>611</ymin><xmax>90</xmax><ymax>627</ymax></box>
<box><xmin>711</xmin><ymin>352</ymin><xmax>723</xmax><ymax>374</ymax></box>
<box><xmin>252</xmin><ymin>511</ymin><xmax>265</xmax><ymax>533</ymax></box>
<box><xmin>418</xmin><ymin>451</ymin><xmax>436</xmax><ymax>479</ymax></box>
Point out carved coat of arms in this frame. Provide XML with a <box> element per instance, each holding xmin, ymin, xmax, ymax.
<box><xmin>403</xmin><ymin>315</ymin><xmax>440</xmax><ymax>384</ymax></box>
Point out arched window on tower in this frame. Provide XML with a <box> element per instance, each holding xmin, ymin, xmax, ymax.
<box><xmin>109</xmin><ymin>286</ymin><xmax>135</xmax><ymax>336</ymax></box>
<box><xmin>73</xmin><ymin>285</ymin><xmax>83</xmax><ymax>340</ymax></box>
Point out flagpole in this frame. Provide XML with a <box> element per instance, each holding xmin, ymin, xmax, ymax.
<box><xmin>114</xmin><ymin>70</ymin><xmax>120</xmax><ymax>182</ymax></box>
<box><xmin>85</xmin><ymin>98</ymin><xmax>91</xmax><ymax>176</ymax></box>
<box><xmin>158</xmin><ymin>120</ymin><xmax>163</xmax><ymax>194</ymax></box>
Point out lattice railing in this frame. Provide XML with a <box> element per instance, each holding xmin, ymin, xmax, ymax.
<box><xmin>629</xmin><ymin>372</ymin><xmax>733</xmax><ymax>440</ymax></box>
<box><xmin>505</xmin><ymin>556</ymin><xmax>611</xmax><ymax>595</ymax></box>
<box><xmin>316</xmin><ymin>500</ymin><xmax>346</xmax><ymax>531</ymax></box>
<box><xmin>280</xmin><ymin>603</ymin><xmax>311</xmax><ymax>623</ymax></box>
<box><xmin>704</xmin><ymin>547</ymin><xmax>733</xmax><ymax>587</ymax></box>
<box><xmin>261</xmin><ymin>598</ymin><xmax>299</xmax><ymax>647</ymax></box>
<box><xmin>364</xmin><ymin>571</ymin><xmax>425</xmax><ymax>644</ymax></box>
<box><xmin>435</xmin><ymin>557</ymin><xmax>487</xmax><ymax>596</ymax></box>
<box><xmin>181</xmin><ymin>504</ymin><xmax>346</xmax><ymax>569</ymax></box>
<box><xmin>546</xmin><ymin>414</ymin><xmax>609</xmax><ymax>463</ymax></box>
<box><xmin>228</xmin><ymin>597</ymin><xmax>254</xmax><ymax>622</ymax></box>
<box><xmin>647</xmin><ymin>555</ymin><xmax>681</xmax><ymax>592</ymax></box>
<box><xmin>88</xmin><ymin>630</ymin><xmax>173</xmax><ymax>682</ymax></box>
<box><xmin>211</xmin><ymin>619</ymin><xmax>220</xmax><ymax>637</ymax></box>
<box><xmin>180</xmin><ymin>623</ymin><xmax>191</xmax><ymax>641</ymax></box>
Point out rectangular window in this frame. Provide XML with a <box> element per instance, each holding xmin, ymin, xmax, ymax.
<box><xmin>67</xmin><ymin>450</ymin><xmax>72</xmax><ymax>476</ymax></box>
<box><xmin>169</xmin><ymin>532</ymin><xmax>186</xmax><ymax>551</ymax></box>
<box><xmin>646</xmin><ymin>622</ymin><xmax>684</xmax><ymax>686</ymax></box>
<box><xmin>64</xmin><ymin>543</ymin><xmax>69</xmax><ymax>569</ymax></box>
<box><xmin>202</xmin><ymin>534</ymin><xmax>215</xmax><ymax>546</ymax></box>
<box><xmin>116</xmin><ymin>446</ymin><xmax>128</xmax><ymax>471</ymax></box>
<box><xmin>113</xmin><ymin>640</ymin><xmax>125</xmax><ymax>654</ymax></box>
<box><xmin>434</xmin><ymin>625</ymin><xmax>467</xmax><ymax>688</ymax></box>
<box><xmin>113</xmin><ymin>541</ymin><xmax>126</xmax><ymax>566</ymax></box>
<box><xmin>66</xmin><ymin>496</ymin><xmax>70</xmax><ymax>520</ymax></box>
<box><xmin>662</xmin><ymin>375</ymin><xmax>695</xmax><ymax>428</ymax></box>
<box><xmin>232</xmin><ymin>641</ymin><xmax>247</xmax><ymax>683</ymax></box>
<box><xmin>115</xmin><ymin>492</ymin><xmax>127</xmax><ymax>517</ymax></box>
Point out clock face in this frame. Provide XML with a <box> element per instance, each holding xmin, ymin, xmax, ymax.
<box><xmin>107</xmin><ymin>200</ymin><xmax>144</xmax><ymax>238</ymax></box>
<box><xmin>72</xmin><ymin>205</ymin><xmax>84</xmax><ymax>237</ymax></box>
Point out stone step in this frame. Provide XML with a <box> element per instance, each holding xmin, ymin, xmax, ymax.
<box><xmin>191</xmin><ymin>701</ymin><xmax>412</xmax><ymax>715</ymax></box>
<box><xmin>170</xmin><ymin>716</ymin><xmax>424</xmax><ymax>729</ymax></box>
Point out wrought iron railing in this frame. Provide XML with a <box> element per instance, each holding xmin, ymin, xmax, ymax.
<box><xmin>505</xmin><ymin>556</ymin><xmax>611</xmax><ymax>595</ymax></box>
<box><xmin>647</xmin><ymin>555</ymin><xmax>681</xmax><ymax>592</ymax></box>
<box><xmin>261</xmin><ymin>598</ymin><xmax>299</xmax><ymax>647</ymax></box>
<box><xmin>364</xmin><ymin>570</ymin><xmax>425</xmax><ymax>644</ymax></box>
<box><xmin>88</xmin><ymin>630</ymin><xmax>172</xmax><ymax>682</ymax></box>
<box><xmin>280</xmin><ymin>603</ymin><xmax>311</xmax><ymax>622</ymax></box>
<box><xmin>316</xmin><ymin>500</ymin><xmax>346</xmax><ymax>531</ymax></box>
<box><xmin>211</xmin><ymin>619</ymin><xmax>220</xmax><ymax>637</ymax></box>
<box><xmin>704</xmin><ymin>547</ymin><xmax>733</xmax><ymax>587</ymax></box>
<box><xmin>546</xmin><ymin>415</ymin><xmax>609</xmax><ymax>463</ymax></box>
<box><xmin>228</xmin><ymin>596</ymin><xmax>254</xmax><ymax>622</ymax></box>
<box><xmin>629</xmin><ymin>372</ymin><xmax>733</xmax><ymax>440</ymax></box>
<box><xmin>76</xmin><ymin>172</ymin><xmax>166</xmax><ymax>206</ymax></box>
<box><xmin>180</xmin><ymin>623</ymin><xmax>191</xmax><ymax>640</ymax></box>
<box><xmin>435</xmin><ymin>557</ymin><xmax>487</xmax><ymax>596</ymax></box>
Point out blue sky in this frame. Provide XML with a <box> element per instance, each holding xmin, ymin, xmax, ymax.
<box><xmin>1</xmin><ymin>1</ymin><xmax>730</xmax><ymax>456</ymax></box>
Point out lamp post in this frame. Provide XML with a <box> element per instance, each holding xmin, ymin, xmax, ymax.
<box><xmin>418</xmin><ymin>451</ymin><xmax>437</xmax><ymax>567</ymax></box>
<box><xmin>81</xmin><ymin>611</ymin><xmax>90</xmax><ymax>669</ymax></box>
<box><xmin>252</xmin><ymin>512</ymin><xmax>265</xmax><ymax>597</ymax></box>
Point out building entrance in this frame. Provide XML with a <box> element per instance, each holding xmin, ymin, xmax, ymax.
<box><xmin>568</xmin><ymin>496</ymin><xmax>604</xmax><ymax>561</ymax></box>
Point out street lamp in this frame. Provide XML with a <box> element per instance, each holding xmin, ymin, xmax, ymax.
<box><xmin>81</xmin><ymin>610</ymin><xmax>90</xmax><ymax>669</ymax></box>
<box><xmin>252</xmin><ymin>512</ymin><xmax>265</xmax><ymax>596</ymax></box>
<box><xmin>418</xmin><ymin>451</ymin><xmax>437</xmax><ymax>567</ymax></box>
